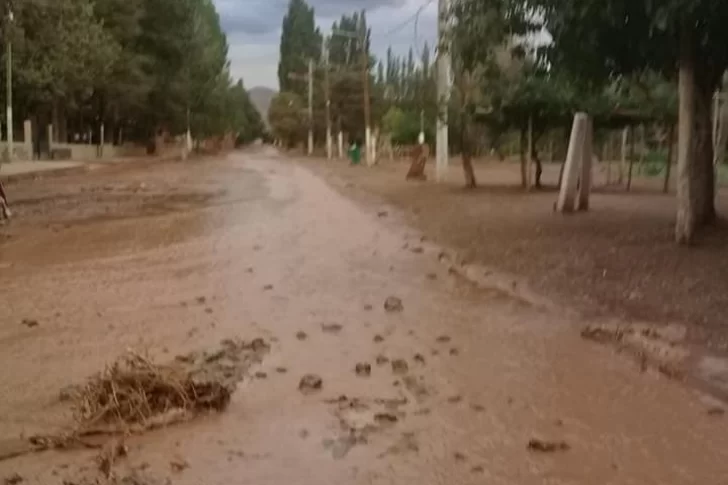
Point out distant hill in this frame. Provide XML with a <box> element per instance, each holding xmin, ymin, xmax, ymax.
<box><xmin>248</xmin><ymin>86</ymin><xmax>276</xmax><ymax>127</ymax></box>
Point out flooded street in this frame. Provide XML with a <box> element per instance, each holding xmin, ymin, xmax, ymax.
<box><xmin>1</xmin><ymin>149</ymin><xmax>727</xmax><ymax>484</ymax></box>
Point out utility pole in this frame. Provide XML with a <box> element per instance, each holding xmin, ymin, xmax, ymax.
<box><xmin>323</xmin><ymin>38</ymin><xmax>332</xmax><ymax>160</ymax></box>
<box><xmin>5</xmin><ymin>7</ymin><xmax>14</xmax><ymax>164</ymax></box>
<box><xmin>436</xmin><ymin>0</ymin><xmax>451</xmax><ymax>181</ymax></box>
<box><xmin>359</xmin><ymin>14</ymin><xmax>373</xmax><ymax>165</ymax></box>
<box><xmin>308</xmin><ymin>58</ymin><xmax>314</xmax><ymax>156</ymax></box>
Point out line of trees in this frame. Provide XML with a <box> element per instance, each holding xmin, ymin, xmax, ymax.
<box><xmin>0</xmin><ymin>0</ymin><xmax>264</xmax><ymax>150</ymax></box>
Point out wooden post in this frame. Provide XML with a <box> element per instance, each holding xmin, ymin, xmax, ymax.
<box><xmin>557</xmin><ymin>113</ymin><xmax>588</xmax><ymax>212</ymax></box>
<box><xmin>664</xmin><ymin>124</ymin><xmax>675</xmax><ymax>193</ymax></box>
<box><xmin>526</xmin><ymin>115</ymin><xmax>534</xmax><ymax>190</ymax></box>
<box><xmin>620</xmin><ymin>127</ymin><xmax>628</xmax><ymax>184</ymax></box>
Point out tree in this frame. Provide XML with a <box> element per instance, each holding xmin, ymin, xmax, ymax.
<box><xmin>526</xmin><ymin>0</ymin><xmax>728</xmax><ymax>243</ymax></box>
<box><xmin>277</xmin><ymin>0</ymin><xmax>322</xmax><ymax>97</ymax></box>
<box><xmin>269</xmin><ymin>92</ymin><xmax>305</xmax><ymax>148</ymax></box>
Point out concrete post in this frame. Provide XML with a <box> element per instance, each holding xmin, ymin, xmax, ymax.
<box><xmin>578</xmin><ymin>116</ymin><xmax>593</xmax><ymax>211</ymax></box>
<box><xmin>47</xmin><ymin>124</ymin><xmax>54</xmax><ymax>159</ymax></box>
<box><xmin>557</xmin><ymin>113</ymin><xmax>588</xmax><ymax>213</ymax></box>
<box><xmin>23</xmin><ymin>119</ymin><xmax>31</xmax><ymax>160</ymax></box>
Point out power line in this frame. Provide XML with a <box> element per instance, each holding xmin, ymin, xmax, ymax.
<box><xmin>380</xmin><ymin>0</ymin><xmax>435</xmax><ymax>39</ymax></box>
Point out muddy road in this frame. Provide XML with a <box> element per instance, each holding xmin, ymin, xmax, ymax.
<box><xmin>0</xmin><ymin>149</ymin><xmax>726</xmax><ymax>484</ymax></box>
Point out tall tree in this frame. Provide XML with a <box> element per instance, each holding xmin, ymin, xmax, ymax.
<box><xmin>277</xmin><ymin>0</ymin><xmax>322</xmax><ymax>96</ymax></box>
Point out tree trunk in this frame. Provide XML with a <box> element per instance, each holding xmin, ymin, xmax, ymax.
<box><xmin>694</xmin><ymin>76</ymin><xmax>716</xmax><ymax>225</ymax></box>
<box><xmin>533</xmin><ymin>147</ymin><xmax>543</xmax><ymax>188</ymax></box>
<box><xmin>627</xmin><ymin>125</ymin><xmax>635</xmax><ymax>191</ymax></box>
<box><xmin>461</xmin><ymin>110</ymin><xmax>477</xmax><ymax>188</ymax></box>
<box><xmin>676</xmin><ymin>22</ymin><xmax>698</xmax><ymax>244</ymax></box>
<box><xmin>664</xmin><ymin>124</ymin><xmax>675</xmax><ymax>194</ymax></box>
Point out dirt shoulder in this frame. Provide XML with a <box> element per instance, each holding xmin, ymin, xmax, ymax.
<box><xmin>303</xmin><ymin>157</ymin><xmax>728</xmax><ymax>352</ymax></box>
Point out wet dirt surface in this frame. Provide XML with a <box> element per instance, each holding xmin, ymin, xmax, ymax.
<box><xmin>1</xmin><ymin>149</ymin><xmax>727</xmax><ymax>484</ymax></box>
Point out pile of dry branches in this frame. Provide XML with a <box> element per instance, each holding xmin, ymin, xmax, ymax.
<box><xmin>76</xmin><ymin>352</ymin><xmax>232</xmax><ymax>431</ymax></box>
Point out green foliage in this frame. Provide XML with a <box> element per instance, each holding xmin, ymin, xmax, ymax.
<box><xmin>269</xmin><ymin>92</ymin><xmax>306</xmax><ymax>148</ymax></box>
<box><xmin>382</xmin><ymin>106</ymin><xmax>426</xmax><ymax>145</ymax></box>
<box><xmin>0</xmin><ymin>0</ymin><xmax>264</xmax><ymax>146</ymax></box>
<box><xmin>277</xmin><ymin>0</ymin><xmax>322</xmax><ymax>97</ymax></box>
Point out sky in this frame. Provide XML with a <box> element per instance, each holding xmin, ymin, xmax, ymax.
<box><xmin>213</xmin><ymin>0</ymin><xmax>438</xmax><ymax>90</ymax></box>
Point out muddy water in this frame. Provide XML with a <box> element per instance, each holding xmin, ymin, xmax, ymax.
<box><xmin>0</xmin><ymin>150</ymin><xmax>726</xmax><ymax>484</ymax></box>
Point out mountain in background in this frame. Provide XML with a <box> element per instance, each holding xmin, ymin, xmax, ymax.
<box><xmin>248</xmin><ymin>87</ymin><xmax>277</xmax><ymax>127</ymax></box>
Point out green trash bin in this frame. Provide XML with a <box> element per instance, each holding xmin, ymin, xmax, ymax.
<box><xmin>348</xmin><ymin>143</ymin><xmax>361</xmax><ymax>165</ymax></box>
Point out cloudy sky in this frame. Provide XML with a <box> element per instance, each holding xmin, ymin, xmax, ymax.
<box><xmin>214</xmin><ymin>0</ymin><xmax>438</xmax><ymax>89</ymax></box>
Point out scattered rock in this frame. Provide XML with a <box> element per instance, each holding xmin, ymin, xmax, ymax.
<box><xmin>470</xmin><ymin>404</ymin><xmax>485</xmax><ymax>412</ymax></box>
<box><xmin>413</xmin><ymin>353</ymin><xmax>426</xmax><ymax>365</ymax></box>
<box><xmin>373</xmin><ymin>334</ymin><xmax>385</xmax><ymax>343</ymax></box>
<box><xmin>410</xmin><ymin>247</ymin><xmax>424</xmax><ymax>254</ymax></box>
<box><xmin>263</xmin><ymin>284</ymin><xmax>274</xmax><ymax>291</ymax></box>
<box><xmin>471</xmin><ymin>465</ymin><xmax>485</xmax><ymax>474</ymax></box>
<box><xmin>377</xmin><ymin>211</ymin><xmax>389</xmax><ymax>218</ymax></box>
<box><xmin>253</xmin><ymin>245</ymin><xmax>262</xmax><ymax>251</ymax></box>
<box><xmin>249</xmin><ymin>338</ymin><xmax>269</xmax><ymax>352</ymax></box>
<box><xmin>708</xmin><ymin>407</ymin><xmax>725</xmax><ymax>417</ymax></box>
<box><xmin>196</xmin><ymin>296</ymin><xmax>206</xmax><ymax>304</ymax></box>
<box><xmin>204</xmin><ymin>308</ymin><xmax>213</xmax><ymax>314</ymax></box>
<box><xmin>21</xmin><ymin>319</ymin><xmax>38</xmax><ymax>328</ymax></box>
<box><xmin>321</xmin><ymin>323</ymin><xmax>343</xmax><ymax>334</ymax></box>
<box><xmin>364</xmin><ymin>304</ymin><xmax>373</xmax><ymax>311</ymax></box>
<box><xmin>453</xmin><ymin>452</ymin><xmax>467</xmax><ymax>461</ymax></box>
<box><xmin>298</xmin><ymin>429</ymin><xmax>310</xmax><ymax>440</ymax></box>
<box><xmin>384</xmin><ymin>296</ymin><xmax>404</xmax><ymax>313</ymax></box>
<box><xmin>299</xmin><ymin>374</ymin><xmax>323</xmax><ymax>395</ymax></box>
<box><xmin>426</xmin><ymin>273</ymin><xmax>437</xmax><ymax>280</ymax></box>
<box><xmin>436</xmin><ymin>335</ymin><xmax>451</xmax><ymax>344</ymax></box>
<box><xmin>391</xmin><ymin>359</ymin><xmax>409</xmax><ymax>375</ymax></box>
<box><xmin>355</xmin><ymin>363</ymin><xmax>372</xmax><ymax>377</ymax></box>
<box><xmin>449</xmin><ymin>348</ymin><xmax>460</xmax><ymax>356</ymax></box>
<box><xmin>245</xmin><ymin>267</ymin><xmax>254</xmax><ymax>273</ymax></box>
<box><xmin>4</xmin><ymin>473</ymin><xmax>23</xmax><ymax>485</ymax></box>
<box><xmin>414</xmin><ymin>408</ymin><xmax>431</xmax><ymax>416</ymax></box>
<box><xmin>447</xmin><ymin>395</ymin><xmax>462</xmax><ymax>404</ymax></box>
<box><xmin>374</xmin><ymin>413</ymin><xmax>399</xmax><ymax>426</ymax></box>
<box><xmin>276</xmin><ymin>367</ymin><xmax>288</xmax><ymax>374</ymax></box>
<box><xmin>170</xmin><ymin>457</ymin><xmax>189</xmax><ymax>473</ymax></box>
<box><xmin>296</xmin><ymin>331</ymin><xmax>308</xmax><ymax>341</ymax></box>
<box><xmin>527</xmin><ymin>439</ymin><xmax>570</xmax><ymax>453</ymax></box>
<box><xmin>376</xmin><ymin>355</ymin><xmax>389</xmax><ymax>366</ymax></box>
<box><xmin>254</xmin><ymin>371</ymin><xmax>268</xmax><ymax>379</ymax></box>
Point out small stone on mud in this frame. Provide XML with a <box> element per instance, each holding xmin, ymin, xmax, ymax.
<box><xmin>447</xmin><ymin>395</ymin><xmax>462</xmax><ymax>404</ymax></box>
<box><xmin>470</xmin><ymin>404</ymin><xmax>485</xmax><ymax>412</ymax></box>
<box><xmin>253</xmin><ymin>244</ymin><xmax>262</xmax><ymax>251</ymax></box>
<box><xmin>449</xmin><ymin>348</ymin><xmax>460</xmax><ymax>356</ymax></box>
<box><xmin>377</xmin><ymin>211</ymin><xmax>389</xmax><ymax>218</ymax></box>
<box><xmin>299</xmin><ymin>374</ymin><xmax>323</xmax><ymax>395</ymax></box>
<box><xmin>245</xmin><ymin>267</ymin><xmax>254</xmax><ymax>273</ymax></box>
<box><xmin>436</xmin><ymin>335</ymin><xmax>451</xmax><ymax>344</ymax></box>
<box><xmin>374</xmin><ymin>413</ymin><xmax>399</xmax><ymax>426</ymax></box>
<box><xmin>384</xmin><ymin>296</ymin><xmax>404</xmax><ymax>313</ymax></box>
<box><xmin>4</xmin><ymin>473</ymin><xmax>23</xmax><ymax>485</ymax></box>
<box><xmin>364</xmin><ymin>304</ymin><xmax>373</xmax><ymax>311</ymax></box>
<box><xmin>410</xmin><ymin>247</ymin><xmax>424</xmax><ymax>254</ymax></box>
<box><xmin>707</xmin><ymin>407</ymin><xmax>725</xmax><ymax>416</ymax></box>
<box><xmin>321</xmin><ymin>323</ymin><xmax>343</xmax><ymax>334</ymax></box>
<box><xmin>426</xmin><ymin>273</ymin><xmax>437</xmax><ymax>280</ymax></box>
<box><xmin>276</xmin><ymin>367</ymin><xmax>288</xmax><ymax>374</ymax></box>
<box><xmin>373</xmin><ymin>334</ymin><xmax>385</xmax><ymax>343</ymax></box>
<box><xmin>196</xmin><ymin>296</ymin><xmax>206</xmax><ymax>304</ymax></box>
<box><xmin>21</xmin><ymin>319</ymin><xmax>38</xmax><ymax>328</ymax></box>
<box><xmin>391</xmin><ymin>359</ymin><xmax>409</xmax><ymax>375</ymax></box>
<box><xmin>254</xmin><ymin>371</ymin><xmax>268</xmax><ymax>379</ymax></box>
<box><xmin>263</xmin><ymin>284</ymin><xmax>274</xmax><ymax>291</ymax></box>
<box><xmin>204</xmin><ymin>307</ymin><xmax>213</xmax><ymax>314</ymax></box>
<box><xmin>170</xmin><ymin>458</ymin><xmax>189</xmax><ymax>473</ymax></box>
<box><xmin>376</xmin><ymin>355</ymin><xmax>389</xmax><ymax>366</ymax></box>
<box><xmin>527</xmin><ymin>439</ymin><xmax>570</xmax><ymax>453</ymax></box>
<box><xmin>454</xmin><ymin>452</ymin><xmax>467</xmax><ymax>461</ymax></box>
<box><xmin>471</xmin><ymin>465</ymin><xmax>485</xmax><ymax>474</ymax></box>
<box><xmin>298</xmin><ymin>429</ymin><xmax>310</xmax><ymax>439</ymax></box>
<box><xmin>296</xmin><ymin>331</ymin><xmax>308</xmax><ymax>341</ymax></box>
<box><xmin>355</xmin><ymin>362</ymin><xmax>372</xmax><ymax>377</ymax></box>
<box><xmin>414</xmin><ymin>353</ymin><xmax>426</xmax><ymax>365</ymax></box>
